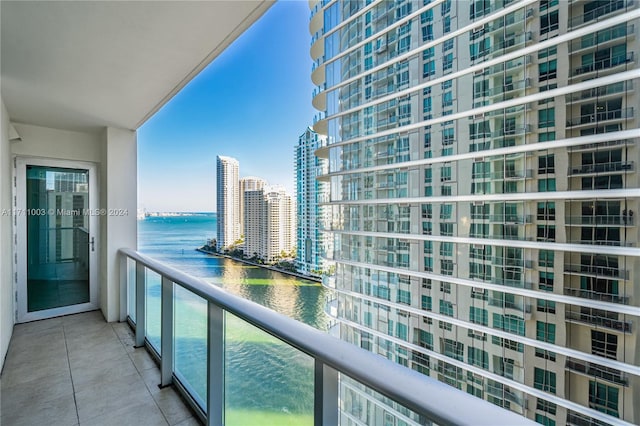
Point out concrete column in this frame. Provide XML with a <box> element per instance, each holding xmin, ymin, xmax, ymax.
<box><xmin>101</xmin><ymin>127</ymin><xmax>137</xmax><ymax>322</ymax></box>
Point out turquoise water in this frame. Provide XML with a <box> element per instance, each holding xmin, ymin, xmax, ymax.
<box><xmin>138</xmin><ymin>214</ymin><xmax>326</xmax><ymax>425</ymax></box>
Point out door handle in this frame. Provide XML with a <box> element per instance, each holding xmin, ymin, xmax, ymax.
<box><xmin>90</xmin><ymin>237</ymin><xmax>95</xmax><ymax>252</ymax></box>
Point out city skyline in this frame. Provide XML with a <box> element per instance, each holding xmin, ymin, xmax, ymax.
<box><xmin>137</xmin><ymin>1</ymin><xmax>316</xmax><ymax>213</ymax></box>
<box><xmin>216</xmin><ymin>153</ymin><xmax>296</xmax><ymax>257</ymax></box>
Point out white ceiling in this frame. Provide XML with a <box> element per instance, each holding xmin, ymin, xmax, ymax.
<box><xmin>1</xmin><ymin>1</ymin><xmax>272</xmax><ymax>133</ymax></box>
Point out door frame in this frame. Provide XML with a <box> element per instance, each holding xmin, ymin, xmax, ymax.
<box><xmin>14</xmin><ymin>156</ymin><xmax>100</xmax><ymax>322</ymax></box>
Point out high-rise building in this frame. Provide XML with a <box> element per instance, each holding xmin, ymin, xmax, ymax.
<box><xmin>240</xmin><ymin>176</ymin><xmax>267</xmax><ymax>236</ymax></box>
<box><xmin>244</xmin><ymin>188</ymin><xmax>265</xmax><ymax>259</ymax></box>
<box><xmin>295</xmin><ymin>126</ymin><xmax>330</xmax><ymax>276</ymax></box>
<box><xmin>216</xmin><ymin>155</ymin><xmax>240</xmax><ymax>250</ymax></box>
<box><xmin>310</xmin><ymin>1</ymin><xmax>639</xmax><ymax>425</ymax></box>
<box><xmin>244</xmin><ymin>185</ymin><xmax>296</xmax><ymax>262</ymax></box>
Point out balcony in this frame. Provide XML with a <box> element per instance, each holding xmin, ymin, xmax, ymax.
<box><xmin>564</xmin><ymin>215</ymin><xmax>634</xmax><ymax>226</ymax></box>
<box><xmin>488</xmin><ymin>79</ymin><xmax>531</xmax><ymax>98</ymax></box>
<box><xmin>571</xmin><ymin>25</ymin><xmax>635</xmax><ymax>55</ymax></box>
<box><xmin>571</xmin><ymin>139</ymin><xmax>633</xmax><ymax>152</ymax></box>
<box><xmin>568</xmin><ymin>239</ymin><xmax>634</xmax><ymax>247</ymax></box>
<box><xmin>566</xmin><ymin>358</ymin><xmax>628</xmax><ymax>386</ymax></box>
<box><xmin>563</xmin><ymin>262</ymin><xmax>629</xmax><ymax>280</ymax></box>
<box><xmin>0</xmin><ymin>311</ymin><xmax>194</xmax><ymax>425</ymax></box>
<box><xmin>565</xmin><ymin>310</ymin><xmax>632</xmax><ymax>333</ymax></box>
<box><xmin>491</xmin><ymin>125</ymin><xmax>532</xmax><ymax>139</ymax></box>
<box><xmin>491</xmin><ymin>277</ymin><xmax>533</xmax><ymax>290</ymax></box>
<box><xmin>571</xmin><ymin>53</ymin><xmax>634</xmax><ymax>78</ymax></box>
<box><xmin>485</xmin><ymin>8</ymin><xmax>534</xmax><ymax>33</ymax></box>
<box><xmin>569</xmin><ymin>0</ymin><xmax>631</xmax><ymax>28</ymax></box>
<box><xmin>492</xmin><ymin>169</ymin><xmax>534</xmax><ymax>180</ymax></box>
<box><xmin>488</xmin><ymin>298</ymin><xmax>533</xmax><ymax>317</ymax></box>
<box><xmin>490</xmin><ymin>32</ymin><xmax>533</xmax><ymax>57</ymax></box>
<box><xmin>492</xmin><ymin>257</ymin><xmax>533</xmax><ymax>269</ymax></box>
<box><xmin>563</xmin><ymin>287</ymin><xmax>629</xmax><ymax>304</ymax></box>
<box><xmin>566</xmin><ymin>81</ymin><xmax>631</xmax><ymax>103</ymax></box>
<box><xmin>1</xmin><ymin>250</ymin><xmax>532</xmax><ymax>426</ymax></box>
<box><xmin>313</xmin><ymin>111</ymin><xmax>325</xmax><ymax>125</ymax></box>
<box><xmin>113</xmin><ymin>249</ymin><xmax>530</xmax><ymax>426</ymax></box>
<box><xmin>567</xmin><ymin>160</ymin><xmax>634</xmax><ymax>175</ymax></box>
<box><xmin>325</xmin><ymin>295</ymin><xmax>338</xmax><ymax>318</ymax></box>
<box><xmin>566</xmin><ymin>108</ymin><xmax>634</xmax><ymax>128</ymax></box>
<box><xmin>567</xmin><ymin>410</ymin><xmax>614</xmax><ymax>426</ymax></box>
<box><xmin>489</xmin><ymin>214</ymin><xmax>533</xmax><ymax>224</ymax></box>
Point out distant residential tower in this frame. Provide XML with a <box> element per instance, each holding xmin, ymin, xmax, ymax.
<box><xmin>216</xmin><ymin>155</ymin><xmax>240</xmax><ymax>250</ymax></box>
<box><xmin>239</xmin><ymin>176</ymin><xmax>266</xmax><ymax>236</ymax></box>
<box><xmin>295</xmin><ymin>126</ymin><xmax>329</xmax><ymax>276</ymax></box>
<box><xmin>244</xmin><ymin>186</ymin><xmax>296</xmax><ymax>262</ymax></box>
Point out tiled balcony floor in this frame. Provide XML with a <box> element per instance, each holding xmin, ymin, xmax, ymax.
<box><xmin>0</xmin><ymin>311</ymin><xmax>199</xmax><ymax>426</ymax></box>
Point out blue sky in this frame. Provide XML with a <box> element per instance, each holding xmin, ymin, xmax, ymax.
<box><xmin>138</xmin><ymin>1</ymin><xmax>317</xmax><ymax>212</ymax></box>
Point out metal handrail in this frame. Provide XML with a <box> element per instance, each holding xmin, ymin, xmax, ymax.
<box><xmin>119</xmin><ymin>248</ymin><xmax>532</xmax><ymax>426</ymax></box>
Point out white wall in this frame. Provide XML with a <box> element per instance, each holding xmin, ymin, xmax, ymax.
<box><xmin>0</xmin><ymin>98</ymin><xmax>14</xmax><ymax>369</ymax></box>
<box><xmin>100</xmin><ymin>127</ymin><xmax>137</xmax><ymax>322</ymax></box>
<box><xmin>9</xmin><ymin>123</ymin><xmax>136</xmax><ymax>325</ymax></box>
<box><xmin>11</xmin><ymin>123</ymin><xmax>102</xmax><ymax>162</ymax></box>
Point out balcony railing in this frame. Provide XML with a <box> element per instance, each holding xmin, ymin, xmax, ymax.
<box><xmin>488</xmin><ymin>298</ymin><xmax>532</xmax><ymax>314</ymax></box>
<box><xmin>572</xmin><ymin>139</ymin><xmax>633</xmax><ymax>151</ymax></box>
<box><xmin>310</xmin><ymin>28</ymin><xmax>325</xmax><ymax>46</ymax></box>
<box><xmin>566</xmin><ymin>108</ymin><xmax>634</xmax><ymax>127</ymax></box>
<box><xmin>313</xmin><ymin>111</ymin><xmax>326</xmax><ymax>125</ymax></box>
<box><xmin>564</xmin><ymin>215</ymin><xmax>634</xmax><ymax>226</ymax></box>
<box><xmin>568</xmin><ymin>239</ymin><xmax>634</xmax><ymax>247</ymax></box>
<box><xmin>563</xmin><ymin>287</ymin><xmax>629</xmax><ymax>304</ymax></box>
<box><xmin>566</xmin><ymin>358</ymin><xmax>628</xmax><ymax>386</ymax></box>
<box><xmin>567</xmin><ymin>160</ymin><xmax>634</xmax><ymax>175</ymax></box>
<box><xmin>566</xmin><ymin>82</ymin><xmax>631</xmax><ymax>102</ymax></box>
<box><xmin>491</xmin><ymin>169</ymin><xmax>534</xmax><ymax>180</ymax></box>
<box><xmin>494</xmin><ymin>32</ymin><xmax>533</xmax><ymax>53</ymax></box>
<box><xmin>563</xmin><ymin>262</ymin><xmax>629</xmax><ymax>279</ymax></box>
<box><xmin>489</xmin><ymin>214</ymin><xmax>532</xmax><ymax>224</ymax></box>
<box><xmin>491</xmin><ymin>257</ymin><xmax>533</xmax><ymax>269</ymax></box>
<box><xmin>570</xmin><ymin>25</ymin><xmax>635</xmax><ymax>53</ymax></box>
<box><xmin>565</xmin><ymin>310</ymin><xmax>632</xmax><ymax>333</ymax></box>
<box><xmin>485</xmin><ymin>7</ymin><xmax>533</xmax><ymax>32</ymax></box>
<box><xmin>491</xmin><ymin>125</ymin><xmax>531</xmax><ymax>138</ymax></box>
<box><xmin>488</xmin><ymin>79</ymin><xmax>531</xmax><ymax>97</ymax></box>
<box><xmin>569</xmin><ymin>0</ymin><xmax>630</xmax><ymax>28</ymax></box>
<box><xmin>312</xmin><ymin>82</ymin><xmax>327</xmax><ymax>98</ymax></box>
<box><xmin>567</xmin><ymin>410</ymin><xmax>612</xmax><ymax>426</ymax></box>
<box><xmin>491</xmin><ymin>277</ymin><xmax>533</xmax><ymax>290</ymax></box>
<box><xmin>312</xmin><ymin>55</ymin><xmax>325</xmax><ymax>72</ymax></box>
<box><xmin>119</xmin><ymin>249</ymin><xmax>530</xmax><ymax>426</ymax></box>
<box><xmin>572</xmin><ymin>53</ymin><xmax>634</xmax><ymax>76</ymax></box>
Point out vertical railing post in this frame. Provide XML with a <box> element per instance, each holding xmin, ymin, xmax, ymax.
<box><xmin>135</xmin><ymin>262</ymin><xmax>146</xmax><ymax>347</ymax></box>
<box><xmin>119</xmin><ymin>254</ymin><xmax>128</xmax><ymax>322</ymax></box>
<box><xmin>207</xmin><ymin>302</ymin><xmax>225</xmax><ymax>426</ymax></box>
<box><xmin>314</xmin><ymin>360</ymin><xmax>339</xmax><ymax>426</ymax></box>
<box><xmin>160</xmin><ymin>276</ymin><xmax>174</xmax><ymax>387</ymax></box>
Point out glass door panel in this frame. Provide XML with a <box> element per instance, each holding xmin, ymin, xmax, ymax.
<box><xmin>26</xmin><ymin>166</ymin><xmax>90</xmax><ymax>312</ymax></box>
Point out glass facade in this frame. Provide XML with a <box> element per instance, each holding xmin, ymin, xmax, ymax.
<box><xmin>310</xmin><ymin>0</ymin><xmax>640</xmax><ymax>425</ymax></box>
<box><xmin>295</xmin><ymin>127</ymin><xmax>331</xmax><ymax>277</ymax></box>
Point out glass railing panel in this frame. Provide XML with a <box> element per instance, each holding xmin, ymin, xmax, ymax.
<box><xmin>174</xmin><ymin>284</ymin><xmax>208</xmax><ymax>409</ymax></box>
<box><xmin>127</xmin><ymin>258</ymin><xmax>136</xmax><ymax>323</ymax></box>
<box><xmin>340</xmin><ymin>375</ymin><xmax>432</xmax><ymax>425</ymax></box>
<box><xmin>145</xmin><ymin>267</ymin><xmax>162</xmax><ymax>352</ymax></box>
<box><xmin>224</xmin><ymin>312</ymin><xmax>314</xmax><ymax>426</ymax></box>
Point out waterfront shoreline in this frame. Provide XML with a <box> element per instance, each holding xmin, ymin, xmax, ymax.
<box><xmin>196</xmin><ymin>248</ymin><xmax>322</xmax><ymax>283</ymax></box>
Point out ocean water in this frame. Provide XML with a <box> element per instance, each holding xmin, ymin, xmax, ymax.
<box><xmin>138</xmin><ymin>214</ymin><xmax>327</xmax><ymax>425</ymax></box>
